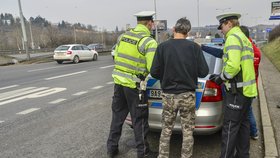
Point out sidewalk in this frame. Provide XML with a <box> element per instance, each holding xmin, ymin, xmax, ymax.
<box><xmin>259</xmin><ymin>55</ymin><xmax>280</xmax><ymax>158</ymax></box>
<box><xmin>0</xmin><ymin>52</ymin><xmax>53</xmax><ymax>66</ymax></box>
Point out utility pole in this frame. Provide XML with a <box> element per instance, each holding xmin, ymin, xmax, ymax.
<box><xmin>18</xmin><ymin>0</ymin><xmax>30</xmax><ymax>60</ymax></box>
<box><xmin>197</xmin><ymin>0</ymin><xmax>200</xmax><ymax>37</ymax></box>
<box><xmin>74</xmin><ymin>27</ymin><xmax>77</xmax><ymax>43</ymax></box>
<box><xmin>29</xmin><ymin>20</ymin><xmax>35</xmax><ymax>49</ymax></box>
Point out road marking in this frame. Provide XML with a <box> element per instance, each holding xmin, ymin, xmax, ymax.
<box><xmin>0</xmin><ymin>85</ymin><xmax>19</xmax><ymax>91</ymax></box>
<box><xmin>0</xmin><ymin>121</ymin><xmax>4</xmax><ymax>124</ymax></box>
<box><xmin>16</xmin><ymin>108</ymin><xmax>40</xmax><ymax>115</ymax></box>
<box><xmin>0</xmin><ymin>87</ymin><xmax>48</xmax><ymax>101</ymax></box>
<box><xmin>100</xmin><ymin>65</ymin><xmax>114</xmax><ymax>69</ymax></box>
<box><xmin>28</xmin><ymin>65</ymin><xmax>74</xmax><ymax>72</ymax></box>
<box><xmin>45</xmin><ymin>71</ymin><xmax>87</xmax><ymax>80</ymax></box>
<box><xmin>49</xmin><ymin>98</ymin><xmax>66</xmax><ymax>104</ymax></box>
<box><xmin>91</xmin><ymin>86</ymin><xmax>104</xmax><ymax>90</ymax></box>
<box><xmin>27</xmin><ymin>88</ymin><xmax>66</xmax><ymax>98</ymax></box>
<box><xmin>106</xmin><ymin>81</ymin><xmax>114</xmax><ymax>85</ymax></box>
<box><xmin>73</xmin><ymin>91</ymin><xmax>88</xmax><ymax>96</ymax></box>
<box><xmin>0</xmin><ymin>87</ymin><xmax>66</xmax><ymax>106</ymax></box>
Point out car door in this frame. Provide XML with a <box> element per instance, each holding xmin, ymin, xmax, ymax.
<box><xmin>75</xmin><ymin>45</ymin><xmax>85</xmax><ymax>60</ymax></box>
<box><xmin>82</xmin><ymin>45</ymin><xmax>92</xmax><ymax>60</ymax></box>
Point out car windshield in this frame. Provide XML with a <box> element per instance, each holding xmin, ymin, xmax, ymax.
<box><xmin>203</xmin><ymin>51</ymin><xmax>217</xmax><ymax>74</ymax></box>
<box><xmin>55</xmin><ymin>46</ymin><xmax>70</xmax><ymax>51</ymax></box>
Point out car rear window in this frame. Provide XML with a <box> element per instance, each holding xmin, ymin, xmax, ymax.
<box><xmin>203</xmin><ymin>51</ymin><xmax>217</xmax><ymax>74</ymax></box>
<box><xmin>55</xmin><ymin>46</ymin><xmax>70</xmax><ymax>51</ymax></box>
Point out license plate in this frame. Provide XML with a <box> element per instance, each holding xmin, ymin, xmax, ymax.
<box><xmin>148</xmin><ymin>89</ymin><xmax>162</xmax><ymax>99</ymax></box>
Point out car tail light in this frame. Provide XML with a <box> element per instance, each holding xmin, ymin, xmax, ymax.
<box><xmin>201</xmin><ymin>80</ymin><xmax>223</xmax><ymax>102</ymax></box>
<box><xmin>66</xmin><ymin>51</ymin><xmax>72</xmax><ymax>54</ymax></box>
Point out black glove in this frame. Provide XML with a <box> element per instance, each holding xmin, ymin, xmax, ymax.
<box><xmin>209</xmin><ymin>74</ymin><xmax>223</xmax><ymax>85</ymax></box>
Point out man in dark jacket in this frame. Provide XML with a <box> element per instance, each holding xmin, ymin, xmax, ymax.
<box><xmin>150</xmin><ymin>17</ymin><xmax>209</xmax><ymax>158</ymax></box>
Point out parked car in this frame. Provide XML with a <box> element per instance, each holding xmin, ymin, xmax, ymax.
<box><xmin>111</xmin><ymin>44</ymin><xmax>116</xmax><ymax>60</ymax></box>
<box><xmin>88</xmin><ymin>43</ymin><xmax>104</xmax><ymax>52</ymax></box>
<box><xmin>125</xmin><ymin>45</ymin><xmax>224</xmax><ymax>135</ymax></box>
<box><xmin>53</xmin><ymin>44</ymin><xmax>98</xmax><ymax>64</ymax></box>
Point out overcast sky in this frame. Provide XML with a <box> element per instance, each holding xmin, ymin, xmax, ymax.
<box><xmin>1</xmin><ymin>0</ymin><xmax>278</xmax><ymax>31</ymax></box>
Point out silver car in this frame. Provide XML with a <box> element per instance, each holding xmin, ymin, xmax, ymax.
<box><xmin>125</xmin><ymin>47</ymin><xmax>224</xmax><ymax>135</ymax></box>
<box><xmin>53</xmin><ymin>44</ymin><xmax>98</xmax><ymax>64</ymax></box>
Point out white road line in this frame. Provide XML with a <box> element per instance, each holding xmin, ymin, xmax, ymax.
<box><xmin>0</xmin><ymin>121</ymin><xmax>4</xmax><ymax>124</ymax></box>
<box><xmin>28</xmin><ymin>66</ymin><xmax>59</xmax><ymax>72</ymax></box>
<box><xmin>91</xmin><ymin>86</ymin><xmax>104</xmax><ymax>90</ymax></box>
<box><xmin>49</xmin><ymin>98</ymin><xmax>66</xmax><ymax>104</ymax></box>
<box><xmin>0</xmin><ymin>87</ymin><xmax>48</xmax><ymax>101</ymax></box>
<box><xmin>100</xmin><ymin>65</ymin><xmax>114</xmax><ymax>69</ymax></box>
<box><xmin>73</xmin><ymin>91</ymin><xmax>88</xmax><ymax>96</ymax></box>
<box><xmin>28</xmin><ymin>65</ymin><xmax>74</xmax><ymax>72</ymax></box>
<box><xmin>16</xmin><ymin>108</ymin><xmax>40</xmax><ymax>115</ymax></box>
<box><xmin>106</xmin><ymin>81</ymin><xmax>114</xmax><ymax>85</ymax></box>
<box><xmin>0</xmin><ymin>87</ymin><xmax>66</xmax><ymax>106</ymax></box>
<box><xmin>45</xmin><ymin>71</ymin><xmax>87</xmax><ymax>80</ymax></box>
<box><xmin>0</xmin><ymin>85</ymin><xmax>19</xmax><ymax>91</ymax></box>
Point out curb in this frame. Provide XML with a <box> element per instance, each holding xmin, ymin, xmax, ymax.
<box><xmin>258</xmin><ymin>73</ymin><xmax>279</xmax><ymax>158</ymax></box>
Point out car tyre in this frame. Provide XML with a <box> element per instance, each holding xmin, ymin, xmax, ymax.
<box><xmin>56</xmin><ymin>61</ymin><xmax>63</xmax><ymax>64</ymax></box>
<box><xmin>73</xmin><ymin>56</ymin><xmax>79</xmax><ymax>64</ymax></box>
<box><xmin>93</xmin><ymin>54</ymin><xmax>98</xmax><ymax>61</ymax></box>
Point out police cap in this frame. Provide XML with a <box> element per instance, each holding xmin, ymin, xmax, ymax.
<box><xmin>216</xmin><ymin>13</ymin><xmax>241</xmax><ymax>30</ymax></box>
<box><xmin>134</xmin><ymin>11</ymin><xmax>155</xmax><ymax>21</ymax></box>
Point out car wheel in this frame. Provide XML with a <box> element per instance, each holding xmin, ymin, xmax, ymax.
<box><xmin>56</xmin><ymin>61</ymin><xmax>63</xmax><ymax>64</ymax></box>
<box><xmin>93</xmin><ymin>54</ymin><xmax>98</xmax><ymax>61</ymax></box>
<box><xmin>73</xmin><ymin>56</ymin><xmax>79</xmax><ymax>64</ymax></box>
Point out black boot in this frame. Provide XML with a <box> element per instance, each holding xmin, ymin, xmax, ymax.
<box><xmin>107</xmin><ymin>149</ymin><xmax>119</xmax><ymax>158</ymax></box>
<box><xmin>144</xmin><ymin>150</ymin><xmax>158</xmax><ymax>158</ymax></box>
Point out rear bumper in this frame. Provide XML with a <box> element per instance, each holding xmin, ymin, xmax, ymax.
<box><xmin>53</xmin><ymin>54</ymin><xmax>73</xmax><ymax>61</ymax></box>
<box><xmin>125</xmin><ymin>100</ymin><xmax>223</xmax><ymax>135</ymax></box>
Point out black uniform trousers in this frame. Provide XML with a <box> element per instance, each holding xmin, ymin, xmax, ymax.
<box><xmin>220</xmin><ymin>90</ymin><xmax>253</xmax><ymax>158</ymax></box>
<box><xmin>107</xmin><ymin>84</ymin><xmax>150</xmax><ymax>158</ymax></box>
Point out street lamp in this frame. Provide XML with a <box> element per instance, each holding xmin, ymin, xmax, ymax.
<box><xmin>18</xmin><ymin>0</ymin><xmax>30</xmax><ymax>60</ymax></box>
<box><xmin>216</xmin><ymin>7</ymin><xmax>231</xmax><ymax>13</ymax></box>
<box><xmin>153</xmin><ymin>0</ymin><xmax>158</xmax><ymax>42</ymax></box>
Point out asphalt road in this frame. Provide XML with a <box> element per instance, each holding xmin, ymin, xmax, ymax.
<box><xmin>0</xmin><ymin>55</ymin><xmax>264</xmax><ymax>158</ymax></box>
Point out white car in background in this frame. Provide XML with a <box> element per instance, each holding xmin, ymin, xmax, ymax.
<box><xmin>53</xmin><ymin>44</ymin><xmax>98</xmax><ymax>64</ymax></box>
<box><xmin>111</xmin><ymin>44</ymin><xmax>116</xmax><ymax>60</ymax></box>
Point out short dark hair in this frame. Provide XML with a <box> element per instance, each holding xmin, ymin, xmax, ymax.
<box><xmin>174</xmin><ymin>17</ymin><xmax>191</xmax><ymax>35</ymax></box>
<box><xmin>240</xmin><ymin>25</ymin><xmax>250</xmax><ymax>38</ymax></box>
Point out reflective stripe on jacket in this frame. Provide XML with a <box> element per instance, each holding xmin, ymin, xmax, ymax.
<box><xmin>112</xmin><ymin>24</ymin><xmax>157</xmax><ymax>88</ymax></box>
<box><xmin>222</xmin><ymin>27</ymin><xmax>257</xmax><ymax>97</ymax></box>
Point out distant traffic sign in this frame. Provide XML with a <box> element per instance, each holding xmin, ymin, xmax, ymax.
<box><xmin>266</xmin><ymin>28</ymin><xmax>273</xmax><ymax>32</ymax></box>
<box><xmin>269</xmin><ymin>1</ymin><xmax>280</xmax><ymax>20</ymax></box>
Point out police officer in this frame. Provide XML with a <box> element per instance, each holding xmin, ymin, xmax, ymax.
<box><xmin>107</xmin><ymin>11</ymin><xmax>158</xmax><ymax>158</ymax></box>
<box><xmin>210</xmin><ymin>13</ymin><xmax>258</xmax><ymax>158</ymax></box>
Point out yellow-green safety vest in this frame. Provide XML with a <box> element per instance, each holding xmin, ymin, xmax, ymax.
<box><xmin>112</xmin><ymin>24</ymin><xmax>157</xmax><ymax>89</ymax></box>
<box><xmin>221</xmin><ymin>26</ymin><xmax>257</xmax><ymax>97</ymax></box>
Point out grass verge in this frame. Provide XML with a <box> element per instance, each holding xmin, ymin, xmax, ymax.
<box><xmin>261</xmin><ymin>37</ymin><xmax>280</xmax><ymax>72</ymax></box>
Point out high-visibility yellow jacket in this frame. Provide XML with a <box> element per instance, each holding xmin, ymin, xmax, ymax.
<box><xmin>221</xmin><ymin>26</ymin><xmax>257</xmax><ymax>97</ymax></box>
<box><xmin>112</xmin><ymin>24</ymin><xmax>157</xmax><ymax>89</ymax></box>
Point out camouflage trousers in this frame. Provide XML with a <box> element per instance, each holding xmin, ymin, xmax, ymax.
<box><xmin>158</xmin><ymin>92</ymin><xmax>196</xmax><ymax>158</ymax></box>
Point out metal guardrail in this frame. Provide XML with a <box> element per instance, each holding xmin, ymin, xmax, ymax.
<box><xmin>256</xmin><ymin>41</ymin><xmax>268</xmax><ymax>47</ymax></box>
